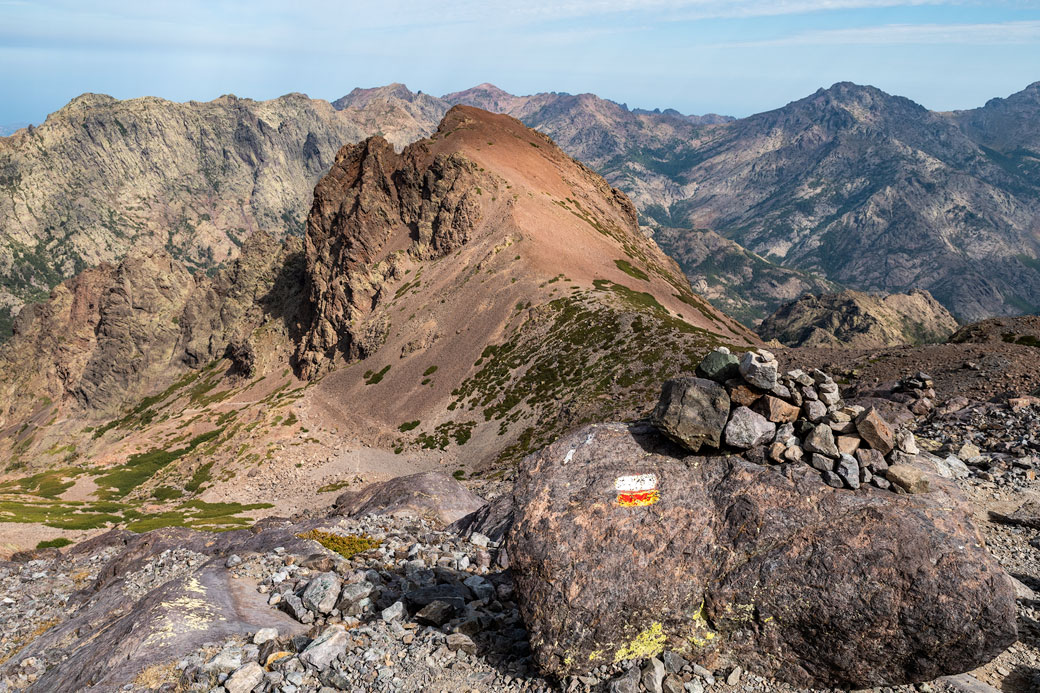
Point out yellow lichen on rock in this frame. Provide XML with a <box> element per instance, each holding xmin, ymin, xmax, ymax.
<box><xmin>613</xmin><ymin>622</ymin><xmax>667</xmax><ymax>663</ymax></box>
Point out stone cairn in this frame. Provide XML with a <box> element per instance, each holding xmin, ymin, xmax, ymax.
<box><xmin>652</xmin><ymin>347</ymin><xmax>924</xmax><ymax>493</ymax></box>
<box><xmin>888</xmin><ymin>372</ymin><xmax>937</xmax><ymax>416</ymax></box>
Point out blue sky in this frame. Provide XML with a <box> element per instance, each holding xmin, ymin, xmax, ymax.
<box><xmin>1</xmin><ymin>0</ymin><xmax>1039</xmax><ymax>125</ymax></box>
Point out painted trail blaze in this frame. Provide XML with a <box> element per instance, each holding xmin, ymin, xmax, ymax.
<box><xmin>615</xmin><ymin>474</ymin><xmax>659</xmax><ymax>507</ymax></box>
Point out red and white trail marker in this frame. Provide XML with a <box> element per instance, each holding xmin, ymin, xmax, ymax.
<box><xmin>615</xmin><ymin>473</ymin><xmax>659</xmax><ymax>507</ymax></box>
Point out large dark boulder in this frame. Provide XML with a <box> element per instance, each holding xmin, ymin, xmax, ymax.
<box><xmin>507</xmin><ymin>422</ymin><xmax>1017</xmax><ymax>688</ymax></box>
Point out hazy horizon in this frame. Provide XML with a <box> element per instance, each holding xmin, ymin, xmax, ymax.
<box><xmin>2</xmin><ymin>0</ymin><xmax>1039</xmax><ymax>125</ymax></box>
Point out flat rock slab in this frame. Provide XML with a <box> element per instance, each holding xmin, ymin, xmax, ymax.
<box><xmin>18</xmin><ymin>524</ymin><xmax>311</xmax><ymax>692</ymax></box>
<box><xmin>335</xmin><ymin>471</ymin><xmax>485</xmax><ymax>527</ymax></box>
<box><xmin>508</xmin><ymin>423</ymin><xmax>1017</xmax><ymax>689</ymax></box>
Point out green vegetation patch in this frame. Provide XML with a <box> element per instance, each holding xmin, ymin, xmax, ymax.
<box><xmin>447</xmin><ymin>292</ymin><xmax>730</xmax><ymax>465</ymax></box>
<box><xmin>297</xmin><ymin>530</ymin><xmax>382</xmax><ymax>559</ymax></box>
<box><xmin>94</xmin><ymin>429</ymin><xmax>222</xmax><ymax>499</ymax></box>
<box><xmin>317</xmin><ymin>480</ymin><xmax>351</xmax><ymax>494</ymax></box>
<box><xmin>422</xmin><ymin>365</ymin><xmax>439</xmax><ymax>377</ymax></box>
<box><xmin>398</xmin><ymin>420</ymin><xmax>421</xmax><ymax>432</ymax></box>
<box><xmin>614</xmin><ymin>259</ymin><xmax>649</xmax><ymax>281</ymax></box>
<box><xmin>364</xmin><ymin>365</ymin><xmax>391</xmax><ymax>385</ymax></box>
<box><xmin>0</xmin><ymin>468</ymin><xmax>80</xmax><ymax>499</ymax></box>
<box><xmin>36</xmin><ymin>538</ymin><xmax>73</xmax><ymax>550</ymax></box>
<box><xmin>124</xmin><ymin>500</ymin><xmax>272</xmax><ymax>533</ymax></box>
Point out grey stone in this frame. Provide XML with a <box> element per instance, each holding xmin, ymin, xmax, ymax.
<box><xmin>836</xmin><ymin>454</ymin><xmax>861</xmax><ymax>489</ymax></box>
<box><xmin>463</xmin><ymin>575</ymin><xmax>495</xmax><ymax>601</ymax></box>
<box><xmin>381</xmin><ymin>601</ymin><xmax>406</xmax><ymax>622</ymax></box>
<box><xmin>724</xmin><ymin>406</ymin><xmax>776</xmax><ymax>449</ymax></box>
<box><xmin>856</xmin><ymin>448</ymin><xmax>887</xmax><ymax>474</ymax></box>
<box><xmin>739</xmin><ymin>350</ymin><xmax>779</xmax><ymax>390</ymax></box>
<box><xmin>803</xmin><ymin>400</ymin><xmax>827</xmax><ymax>423</ymax></box>
<box><xmin>225</xmin><ymin>662</ymin><xmax>264</xmax><ymax>693</ymax></box>
<box><xmin>662</xmin><ymin>651</ymin><xmax>687</xmax><ymax>674</ymax></box>
<box><xmin>302</xmin><ymin>572</ymin><xmax>341</xmax><ymax>614</ymax></box>
<box><xmin>416</xmin><ymin>600</ymin><xmax>455</xmax><ymax>626</ymax></box>
<box><xmin>804</xmin><ymin>424</ymin><xmax>839</xmax><ymax>458</ymax></box>
<box><xmin>641</xmin><ymin>657</ymin><xmax>666</xmax><ymax>693</ymax></box>
<box><xmin>727</xmin><ymin>666</ymin><xmax>743</xmax><ymax>686</ymax></box>
<box><xmin>279</xmin><ymin>592</ymin><xmax>314</xmax><ymax>624</ymax></box>
<box><xmin>651</xmin><ymin>378</ymin><xmax>731</xmax><ymax>452</ymax></box>
<box><xmin>809</xmin><ymin>453</ymin><xmax>835</xmax><ymax>473</ymax></box>
<box><xmin>300</xmin><ymin>625</ymin><xmax>348</xmax><ymax>670</ymax></box>
<box><xmin>608</xmin><ymin>667</ymin><xmax>641</xmax><ymax>693</ymax></box>
<box><xmin>822</xmin><ymin>470</ymin><xmax>844</xmax><ymax>488</ymax></box>
<box><xmin>225</xmin><ymin>554</ymin><xmax>242</xmax><ymax>568</ymax></box>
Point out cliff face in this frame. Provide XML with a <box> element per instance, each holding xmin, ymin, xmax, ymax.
<box><xmin>758</xmin><ymin>289</ymin><xmax>959</xmax><ymax>348</ymax></box>
<box><xmin>0</xmin><ymin>231</ymin><xmax>296</xmax><ymax>428</ymax></box>
<box><xmin>0</xmin><ymin>92</ymin><xmax>437</xmax><ymax>339</ymax></box>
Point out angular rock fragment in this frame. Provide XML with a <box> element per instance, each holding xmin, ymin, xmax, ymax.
<box><xmin>886</xmin><ymin>464</ymin><xmax>930</xmax><ymax>494</ymax></box>
<box><xmin>752</xmin><ymin>395</ymin><xmax>800</xmax><ymax>424</ymax></box>
<box><xmin>724</xmin><ymin>406</ymin><xmax>775</xmax><ymax>449</ymax></box>
<box><xmin>738</xmin><ymin>349</ymin><xmax>779</xmax><ymax>390</ymax></box>
<box><xmin>651</xmin><ymin>378</ymin><xmax>731</xmax><ymax>452</ymax></box>
<box><xmin>301</xmin><ymin>572</ymin><xmax>341</xmax><ymax>614</ymax></box>
<box><xmin>803</xmin><ymin>424</ymin><xmax>839</xmax><ymax>458</ymax></box>
<box><xmin>856</xmin><ymin>408</ymin><xmax>895</xmax><ymax>454</ymax></box>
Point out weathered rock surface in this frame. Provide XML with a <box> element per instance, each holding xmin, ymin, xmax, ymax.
<box><xmin>508</xmin><ymin>422</ymin><xmax>1017</xmax><ymax>688</ymax></box>
<box><xmin>651</xmin><ymin>378</ymin><xmax>731</xmax><ymax>452</ymax></box>
<box><xmin>333</xmin><ymin>471</ymin><xmax>486</xmax><ymax>527</ymax></box>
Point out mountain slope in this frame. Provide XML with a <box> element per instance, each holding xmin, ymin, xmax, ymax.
<box><xmin>0</xmin><ymin>91</ymin><xmax>443</xmax><ymax>340</ymax></box>
<box><xmin>0</xmin><ymin>107</ymin><xmax>752</xmax><ymax>543</ymax></box>
<box><xmin>635</xmin><ymin>83</ymin><xmax>1040</xmax><ymax>322</ymax></box>
<box><xmin>758</xmin><ymin>288</ymin><xmax>959</xmax><ymax>348</ymax></box>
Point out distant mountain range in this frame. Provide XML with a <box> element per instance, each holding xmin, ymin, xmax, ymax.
<box><xmin>1</xmin><ymin>80</ymin><xmax>1038</xmax><ymax>339</ymax></box>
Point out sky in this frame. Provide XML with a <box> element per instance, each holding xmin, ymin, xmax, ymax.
<box><xmin>1</xmin><ymin>0</ymin><xmax>1039</xmax><ymax>126</ymax></box>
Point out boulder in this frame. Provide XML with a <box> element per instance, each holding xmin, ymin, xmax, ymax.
<box><xmin>695</xmin><ymin>348</ymin><xmax>739</xmax><ymax>383</ymax></box>
<box><xmin>508</xmin><ymin>423</ymin><xmax>1016</xmax><ymax>688</ymax></box>
<box><xmin>723</xmin><ymin>407</ymin><xmax>775</xmax><ymax>449</ymax></box>
<box><xmin>651</xmin><ymin>378</ymin><xmax>731</xmax><ymax>452</ymax></box>
<box><xmin>334</xmin><ymin>471</ymin><xmax>485</xmax><ymax>526</ymax></box>
<box><xmin>989</xmin><ymin>499</ymin><xmax>1040</xmax><ymax>530</ymax></box>
<box><xmin>856</xmin><ymin>409</ymin><xmax>895</xmax><ymax>455</ymax></box>
<box><xmin>301</xmin><ymin>572</ymin><xmax>341</xmax><ymax>614</ymax></box>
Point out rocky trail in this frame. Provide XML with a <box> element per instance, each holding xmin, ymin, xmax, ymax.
<box><xmin>0</xmin><ymin>344</ymin><xmax>1035</xmax><ymax>692</ymax></box>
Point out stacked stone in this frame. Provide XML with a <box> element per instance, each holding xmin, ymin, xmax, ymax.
<box><xmin>888</xmin><ymin>371</ymin><xmax>937</xmax><ymax>416</ymax></box>
<box><xmin>652</xmin><ymin>347</ymin><xmax>925</xmax><ymax>493</ymax></box>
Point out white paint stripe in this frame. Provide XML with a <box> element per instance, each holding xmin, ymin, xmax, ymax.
<box><xmin>614</xmin><ymin>474</ymin><xmax>658</xmax><ymax>492</ymax></box>
<box><xmin>564</xmin><ymin>449</ymin><xmax>575</xmax><ymax>463</ymax></box>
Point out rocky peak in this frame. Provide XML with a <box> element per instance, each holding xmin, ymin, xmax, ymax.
<box><xmin>758</xmin><ymin>289</ymin><xmax>959</xmax><ymax>348</ymax></box>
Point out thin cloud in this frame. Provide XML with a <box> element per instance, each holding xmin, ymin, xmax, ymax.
<box><xmin>726</xmin><ymin>19</ymin><xmax>1040</xmax><ymax>46</ymax></box>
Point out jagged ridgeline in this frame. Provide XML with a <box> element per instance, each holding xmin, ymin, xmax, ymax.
<box><xmin>0</xmin><ymin>106</ymin><xmax>754</xmax><ymax>534</ymax></box>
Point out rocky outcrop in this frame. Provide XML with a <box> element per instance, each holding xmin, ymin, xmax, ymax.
<box><xmin>333</xmin><ymin>471</ymin><xmax>486</xmax><ymax>527</ymax></box>
<box><xmin>0</xmin><ymin>92</ymin><xmax>438</xmax><ymax>339</ymax></box>
<box><xmin>294</xmin><ymin>119</ymin><xmax>498</xmax><ymax>375</ymax></box>
<box><xmin>507</xmin><ymin>422</ymin><xmax>1017</xmax><ymax>687</ymax></box>
<box><xmin>759</xmin><ymin>289</ymin><xmax>959</xmax><ymax>348</ymax></box>
<box><xmin>0</xmin><ymin>231</ymin><xmax>297</xmax><ymax>426</ymax></box>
